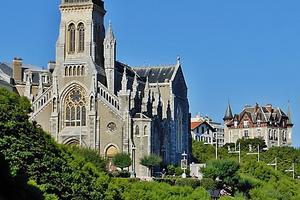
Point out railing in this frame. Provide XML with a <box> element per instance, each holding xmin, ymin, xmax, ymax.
<box><xmin>31</xmin><ymin>86</ymin><xmax>53</xmax><ymax>118</ymax></box>
<box><xmin>98</xmin><ymin>83</ymin><xmax>120</xmax><ymax>111</ymax></box>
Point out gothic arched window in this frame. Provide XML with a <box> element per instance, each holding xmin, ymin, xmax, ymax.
<box><xmin>68</xmin><ymin>23</ymin><xmax>76</xmax><ymax>53</ymax></box>
<box><xmin>135</xmin><ymin>125</ymin><xmax>140</xmax><ymax>135</ymax></box>
<box><xmin>144</xmin><ymin>126</ymin><xmax>148</xmax><ymax>135</ymax></box>
<box><xmin>64</xmin><ymin>86</ymin><xmax>86</xmax><ymax>127</ymax></box>
<box><xmin>78</xmin><ymin>23</ymin><xmax>85</xmax><ymax>52</ymax></box>
<box><xmin>176</xmin><ymin>106</ymin><xmax>183</xmax><ymax>152</ymax></box>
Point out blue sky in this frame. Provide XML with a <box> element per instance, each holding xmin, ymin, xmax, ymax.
<box><xmin>0</xmin><ymin>1</ymin><xmax>299</xmax><ymax>146</ymax></box>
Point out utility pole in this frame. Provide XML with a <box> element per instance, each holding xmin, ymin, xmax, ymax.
<box><xmin>246</xmin><ymin>144</ymin><xmax>260</xmax><ymax>162</ymax></box>
<box><xmin>228</xmin><ymin>142</ymin><xmax>241</xmax><ymax>163</ymax></box>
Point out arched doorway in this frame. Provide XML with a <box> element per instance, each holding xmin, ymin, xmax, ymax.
<box><xmin>65</xmin><ymin>138</ymin><xmax>80</xmax><ymax>146</ymax></box>
<box><xmin>105</xmin><ymin>145</ymin><xmax>118</xmax><ymax>171</ymax></box>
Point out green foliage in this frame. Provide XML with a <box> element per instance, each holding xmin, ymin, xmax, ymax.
<box><xmin>140</xmin><ymin>154</ymin><xmax>162</xmax><ymax>168</ymax></box>
<box><xmin>106</xmin><ymin>178</ymin><xmax>210</xmax><ymax>200</ymax></box>
<box><xmin>167</xmin><ymin>164</ymin><xmax>176</xmax><ymax>175</ymax></box>
<box><xmin>237</xmin><ymin>138</ymin><xmax>267</xmax><ymax>151</ymax></box>
<box><xmin>203</xmin><ymin>159</ymin><xmax>240</xmax><ymax>194</ymax></box>
<box><xmin>175</xmin><ymin>178</ymin><xmax>200</xmax><ymax>189</ymax></box>
<box><xmin>192</xmin><ymin>140</ymin><xmax>215</xmax><ymax>163</ymax></box>
<box><xmin>112</xmin><ymin>152</ymin><xmax>131</xmax><ymax>170</ymax></box>
<box><xmin>68</xmin><ymin>146</ymin><xmax>107</xmax><ymax>171</ymax></box>
<box><xmin>140</xmin><ymin>154</ymin><xmax>162</xmax><ymax>176</ymax></box>
<box><xmin>200</xmin><ymin>178</ymin><xmax>216</xmax><ymax>190</ymax></box>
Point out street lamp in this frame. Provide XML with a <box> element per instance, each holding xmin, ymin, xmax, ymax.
<box><xmin>246</xmin><ymin>144</ymin><xmax>260</xmax><ymax>162</ymax></box>
<box><xmin>131</xmin><ymin>144</ymin><xmax>136</xmax><ymax>178</ymax></box>
<box><xmin>285</xmin><ymin>163</ymin><xmax>295</xmax><ymax>179</ymax></box>
<box><xmin>267</xmin><ymin>157</ymin><xmax>277</xmax><ymax>170</ymax></box>
<box><xmin>228</xmin><ymin>143</ymin><xmax>241</xmax><ymax>163</ymax></box>
<box><xmin>181</xmin><ymin>151</ymin><xmax>188</xmax><ymax>178</ymax></box>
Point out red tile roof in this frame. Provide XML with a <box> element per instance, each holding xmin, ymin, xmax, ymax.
<box><xmin>191</xmin><ymin>122</ymin><xmax>201</xmax><ymax>130</ymax></box>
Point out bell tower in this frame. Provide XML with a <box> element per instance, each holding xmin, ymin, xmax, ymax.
<box><xmin>56</xmin><ymin>0</ymin><xmax>106</xmax><ymax>66</ymax></box>
<box><xmin>51</xmin><ymin>0</ymin><xmax>106</xmax><ymax>149</ymax></box>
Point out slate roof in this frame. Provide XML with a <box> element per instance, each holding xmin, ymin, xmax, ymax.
<box><xmin>0</xmin><ymin>63</ymin><xmax>13</xmax><ymax>76</ymax></box>
<box><xmin>227</xmin><ymin>103</ymin><xmax>291</xmax><ymax>126</ymax></box>
<box><xmin>223</xmin><ymin>103</ymin><xmax>233</xmax><ymax>120</ymax></box>
<box><xmin>133</xmin><ymin>65</ymin><xmax>177</xmax><ymax>83</ymax></box>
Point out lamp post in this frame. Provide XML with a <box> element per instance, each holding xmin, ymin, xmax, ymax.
<box><xmin>228</xmin><ymin>143</ymin><xmax>241</xmax><ymax>163</ymax></box>
<box><xmin>267</xmin><ymin>157</ymin><xmax>277</xmax><ymax>170</ymax></box>
<box><xmin>285</xmin><ymin>163</ymin><xmax>295</xmax><ymax>179</ymax></box>
<box><xmin>181</xmin><ymin>151</ymin><xmax>188</xmax><ymax>178</ymax></box>
<box><xmin>246</xmin><ymin>144</ymin><xmax>260</xmax><ymax>162</ymax></box>
<box><xmin>215</xmin><ymin>132</ymin><xmax>218</xmax><ymax>160</ymax></box>
<box><xmin>131</xmin><ymin>144</ymin><xmax>136</xmax><ymax>178</ymax></box>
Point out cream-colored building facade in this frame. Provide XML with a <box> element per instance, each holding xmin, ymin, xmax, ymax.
<box><xmin>1</xmin><ymin>0</ymin><xmax>191</xmax><ymax>177</ymax></box>
<box><xmin>223</xmin><ymin>103</ymin><xmax>293</xmax><ymax>148</ymax></box>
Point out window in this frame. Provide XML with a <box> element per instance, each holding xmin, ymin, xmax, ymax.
<box><xmin>68</xmin><ymin>23</ymin><xmax>76</xmax><ymax>53</ymax></box>
<box><xmin>257</xmin><ymin>119</ymin><xmax>261</xmax><ymax>127</ymax></box>
<box><xmin>144</xmin><ymin>126</ymin><xmax>148</xmax><ymax>135</ymax></box>
<box><xmin>135</xmin><ymin>125</ymin><xmax>139</xmax><ymax>135</ymax></box>
<box><xmin>64</xmin><ymin>86</ymin><xmax>86</xmax><ymax>127</ymax></box>
<box><xmin>201</xmin><ymin>127</ymin><xmax>205</xmax><ymax>134</ymax></box>
<box><xmin>257</xmin><ymin>129</ymin><xmax>261</xmax><ymax>138</ymax></box>
<box><xmin>269</xmin><ymin>129</ymin><xmax>273</xmax><ymax>140</ymax></box>
<box><xmin>274</xmin><ymin>130</ymin><xmax>277</xmax><ymax>140</ymax></box>
<box><xmin>107</xmin><ymin>122</ymin><xmax>117</xmax><ymax>133</ymax></box>
<box><xmin>78</xmin><ymin>23</ymin><xmax>85</xmax><ymax>52</ymax></box>
<box><xmin>244</xmin><ymin>130</ymin><xmax>249</xmax><ymax>138</ymax></box>
<box><xmin>234</xmin><ymin>121</ymin><xmax>238</xmax><ymax>128</ymax></box>
<box><xmin>243</xmin><ymin>121</ymin><xmax>249</xmax><ymax>128</ymax></box>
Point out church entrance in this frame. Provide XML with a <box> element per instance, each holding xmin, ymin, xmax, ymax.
<box><xmin>105</xmin><ymin>145</ymin><xmax>118</xmax><ymax>172</ymax></box>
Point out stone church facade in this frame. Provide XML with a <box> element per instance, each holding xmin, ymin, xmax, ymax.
<box><xmin>1</xmin><ymin>0</ymin><xmax>191</xmax><ymax>177</ymax></box>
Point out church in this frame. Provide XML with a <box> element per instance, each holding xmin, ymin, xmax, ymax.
<box><xmin>0</xmin><ymin>0</ymin><xmax>191</xmax><ymax>177</ymax></box>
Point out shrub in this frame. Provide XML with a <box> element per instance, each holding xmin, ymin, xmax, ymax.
<box><xmin>175</xmin><ymin>178</ymin><xmax>200</xmax><ymax>189</ymax></box>
<box><xmin>200</xmin><ymin>178</ymin><xmax>216</xmax><ymax>190</ymax></box>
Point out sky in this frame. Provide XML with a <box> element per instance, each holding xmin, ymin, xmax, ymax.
<box><xmin>0</xmin><ymin>0</ymin><xmax>299</xmax><ymax>146</ymax></box>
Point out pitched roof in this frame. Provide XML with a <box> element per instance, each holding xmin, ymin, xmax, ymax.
<box><xmin>0</xmin><ymin>63</ymin><xmax>13</xmax><ymax>77</ymax></box>
<box><xmin>191</xmin><ymin>121</ymin><xmax>202</xmax><ymax>130</ymax></box>
<box><xmin>223</xmin><ymin>103</ymin><xmax>233</xmax><ymax>120</ymax></box>
<box><xmin>133</xmin><ymin>65</ymin><xmax>177</xmax><ymax>83</ymax></box>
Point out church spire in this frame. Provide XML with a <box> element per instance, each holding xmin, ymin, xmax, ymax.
<box><xmin>223</xmin><ymin>102</ymin><xmax>233</xmax><ymax>121</ymax></box>
<box><xmin>121</xmin><ymin>66</ymin><xmax>127</xmax><ymax>92</ymax></box>
<box><xmin>106</xmin><ymin>21</ymin><xmax>115</xmax><ymax>41</ymax></box>
<box><xmin>104</xmin><ymin>21</ymin><xmax>116</xmax><ymax>93</ymax></box>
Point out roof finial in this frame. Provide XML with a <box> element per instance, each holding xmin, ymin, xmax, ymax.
<box><xmin>176</xmin><ymin>55</ymin><xmax>181</xmax><ymax>65</ymax></box>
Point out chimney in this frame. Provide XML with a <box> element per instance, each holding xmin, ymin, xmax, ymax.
<box><xmin>13</xmin><ymin>57</ymin><xmax>23</xmax><ymax>82</ymax></box>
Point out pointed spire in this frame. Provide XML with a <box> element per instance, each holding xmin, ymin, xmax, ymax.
<box><xmin>105</xmin><ymin>20</ymin><xmax>115</xmax><ymax>41</ymax></box>
<box><xmin>121</xmin><ymin>66</ymin><xmax>127</xmax><ymax>92</ymax></box>
<box><xmin>223</xmin><ymin>102</ymin><xmax>233</xmax><ymax>121</ymax></box>
<box><xmin>287</xmin><ymin>101</ymin><xmax>293</xmax><ymax>125</ymax></box>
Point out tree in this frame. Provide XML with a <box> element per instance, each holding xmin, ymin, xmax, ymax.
<box><xmin>203</xmin><ymin>159</ymin><xmax>240</xmax><ymax>195</ymax></box>
<box><xmin>112</xmin><ymin>153</ymin><xmax>131</xmax><ymax>171</ymax></box>
<box><xmin>140</xmin><ymin>154</ymin><xmax>162</xmax><ymax>176</ymax></box>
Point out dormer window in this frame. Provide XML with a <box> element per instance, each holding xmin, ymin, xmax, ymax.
<box><xmin>243</xmin><ymin>120</ymin><xmax>249</xmax><ymax>128</ymax></box>
<box><xmin>234</xmin><ymin>121</ymin><xmax>238</xmax><ymax>128</ymax></box>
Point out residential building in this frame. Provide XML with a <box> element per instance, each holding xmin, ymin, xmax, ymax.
<box><xmin>223</xmin><ymin>103</ymin><xmax>293</xmax><ymax>147</ymax></box>
<box><xmin>191</xmin><ymin>115</ymin><xmax>225</xmax><ymax>147</ymax></box>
